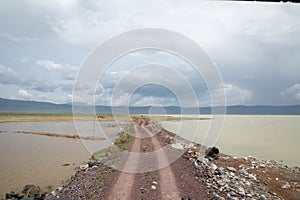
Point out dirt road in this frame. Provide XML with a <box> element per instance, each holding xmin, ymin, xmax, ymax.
<box><xmin>49</xmin><ymin>118</ymin><xmax>209</xmax><ymax>199</ymax></box>
<box><xmin>107</xmin><ymin>118</ymin><xmax>208</xmax><ymax>199</ymax></box>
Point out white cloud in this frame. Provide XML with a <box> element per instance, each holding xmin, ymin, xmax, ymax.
<box><xmin>36</xmin><ymin>59</ymin><xmax>63</xmax><ymax>71</ymax></box>
<box><xmin>132</xmin><ymin>96</ymin><xmax>177</xmax><ymax>107</ymax></box>
<box><xmin>18</xmin><ymin>89</ymin><xmax>32</xmax><ymax>99</ymax></box>
<box><xmin>280</xmin><ymin>83</ymin><xmax>300</xmax><ymax>101</ymax></box>
<box><xmin>0</xmin><ymin>64</ymin><xmax>18</xmax><ymax>84</ymax></box>
<box><xmin>224</xmin><ymin>84</ymin><xmax>252</xmax><ymax>105</ymax></box>
<box><xmin>202</xmin><ymin>83</ymin><xmax>252</xmax><ymax>106</ymax></box>
<box><xmin>0</xmin><ymin>64</ymin><xmax>17</xmax><ymax>76</ymax></box>
<box><xmin>63</xmin><ymin>66</ymin><xmax>79</xmax><ymax>80</ymax></box>
<box><xmin>47</xmin><ymin>8</ymin><xmax>128</xmax><ymax>45</ymax></box>
<box><xmin>0</xmin><ymin>62</ymin><xmax>75</xmax><ymax>94</ymax></box>
<box><xmin>1</xmin><ymin>1</ymin><xmax>300</xmax><ymax>106</ymax></box>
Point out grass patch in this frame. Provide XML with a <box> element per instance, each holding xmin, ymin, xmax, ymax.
<box><xmin>114</xmin><ymin>132</ymin><xmax>134</xmax><ymax>150</ymax></box>
<box><xmin>142</xmin><ymin>143</ymin><xmax>151</xmax><ymax>151</ymax></box>
<box><xmin>46</xmin><ymin>185</ymin><xmax>53</xmax><ymax>191</ymax></box>
<box><xmin>91</xmin><ymin>146</ymin><xmax>121</xmax><ymax>160</ymax></box>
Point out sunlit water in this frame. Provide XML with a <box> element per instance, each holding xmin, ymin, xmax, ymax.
<box><xmin>0</xmin><ymin>121</ymin><xmax>125</xmax><ymax>198</ymax></box>
<box><xmin>160</xmin><ymin>115</ymin><xmax>300</xmax><ymax>167</ymax></box>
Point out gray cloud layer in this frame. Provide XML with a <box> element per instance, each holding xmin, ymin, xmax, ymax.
<box><xmin>0</xmin><ymin>0</ymin><xmax>299</xmax><ymax>106</ymax></box>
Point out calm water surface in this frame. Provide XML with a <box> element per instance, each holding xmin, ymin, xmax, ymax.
<box><xmin>0</xmin><ymin>121</ymin><xmax>125</xmax><ymax>198</ymax></box>
<box><xmin>161</xmin><ymin>115</ymin><xmax>300</xmax><ymax>167</ymax></box>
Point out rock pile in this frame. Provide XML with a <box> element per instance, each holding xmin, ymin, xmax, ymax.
<box><xmin>48</xmin><ymin>159</ymin><xmax>113</xmax><ymax>199</ymax></box>
<box><xmin>187</xmin><ymin>146</ymin><xmax>282</xmax><ymax>200</ymax></box>
<box><xmin>5</xmin><ymin>184</ymin><xmax>46</xmax><ymax>200</ymax></box>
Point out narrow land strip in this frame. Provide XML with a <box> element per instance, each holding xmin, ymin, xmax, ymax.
<box><xmin>15</xmin><ymin>131</ymin><xmax>105</xmax><ymax>140</ymax></box>
<box><xmin>108</xmin><ymin>125</ymin><xmax>141</xmax><ymax>200</ymax></box>
<box><xmin>142</xmin><ymin>122</ymin><xmax>181</xmax><ymax>199</ymax></box>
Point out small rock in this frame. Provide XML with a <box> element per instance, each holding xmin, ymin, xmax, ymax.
<box><xmin>79</xmin><ymin>164</ymin><xmax>89</xmax><ymax>171</ymax></box>
<box><xmin>210</xmin><ymin>163</ymin><xmax>218</xmax><ymax>171</ymax></box>
<box><xmin>217</xmin><ymin>179</ymin><xmax>227</xmax><ymax>186</ymax></box>
<box><xmin>248</xmin><ymin>173</ymin><xmax>257</xmax><ymax>181</ymax></box>
<box><xmin>5</xmin><ymin>191</ymin><xmax>24</xmax><ymax>199</ymax></box>
<box><xmin>88</xmin><ymin>160</ymin><xmax>99</xmax><ymax>167</ymax></box>
<box><xmin>57</xmin><ymin>187</ymin><xmax>63</xmax><ymax>192</ymax></box>
<box><xmin>197</xmin><ymin>156</ymin><xmax>209</xmax><ymax>165</ymax></box>
<box><xmin>75</xmin><ymin>170</ymin><xmax>85</xmax><ymax>177</ymax></box>
<box><xmin>260</xmin><ymin>164</ymin><xmax>266</xmax><ymax>168</ymax></box>
<box><xmin>194</xmin><ymin>161</ymin><xmax>199</xmax><ymax>169</ymax></box>
<box><xmin>246</xmin><ymin>193</ymin><xmax>252</xmax><ymax>197</ymax></box>
<box><xmin>152</xmin><ymin>181</ymin><xmax>158</xmax><ymax>185</ymax></box>
<box><xmin>151</xmin><ymin>185</ymin><xmax>157</xmax><ymax>190</ymax></box>
<box><xmin>229</xmin><ymin>172</ymin><xmax>235</xmax><ymax>177</ymax></box>
<box><xmin>171</xmin><ymin>142</ymin><xmax>184</xmax><ymax>150</ymax></box>
<box><xmin>212</xmin><ymin>192</ymin><xmax>225</xmax><ymax>200</ymax></box>
<box><xmin>244</xmin><ymin>181</ymin><xmax>251</xmax><ymax>187</ymax></box>
<box><xmin>214</xmin><ymin>168</ymin><xmax>223</xmax><ymax>175</ymax></box>
<box><xmin>22</xmin><ymin>184</ymin><xmax>41</xmax><ymax>197</ymax></box>
<box><xmin>282</xmin><ymin>182</ymin><xmax>290</xmax><ymax>189</ymax></box>
<box><xmin>239</xmin><ymin>168</ymin><xmax>248</xmax><ymax>176</ymax></box>
<box><xmin>91</xmin><ymin>165</ymin><xmax>99</xmax><ymax>169</ymax></box>
<box><xmin>51</xmin><ymin>190</ymin><xmax>57</xmax><ymax>197</ymax></box>
<box><xmin>140</xmin><ymin>188</ymin><xmax>146</xmax><ymax>193</ymax></box>
<box><xmin>238</xmin><ymin>187</ymin><xmax>245</xmax><ymax>196</ymax></box>
<box><xmin>227</xmin><ymin>166</ymin><xmax>237</xmax><ymax>172</ymax></box>
<box><xmin>259</xmin><ymin>194</ymin><xmax>267</xmax><ymax>200</ymax></box>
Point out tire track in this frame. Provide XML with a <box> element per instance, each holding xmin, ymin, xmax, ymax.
<box><xmin>141</xmin><ymin>121</ymin><xmax>181</xmax><ymax>200</ymax></box>
<box><xmin>108</xmin><ymin>124</ymin><xmax>141</xmax><ymax>200</ymax></box>
<box><xmin>109</xmin><ymin>118</ymin><xmax>181</xmax><ymax>200</ymax></box>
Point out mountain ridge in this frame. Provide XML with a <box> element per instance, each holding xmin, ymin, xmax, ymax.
<box><xmin>1</xmin><ymin>97</ymin><xmax>300</xmax><ymax>115</ymax></box>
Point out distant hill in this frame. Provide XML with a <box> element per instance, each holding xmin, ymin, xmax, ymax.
<box><xmin>0</xmin><ymin>98</ymin><xmax>300</xmax><ymax>115</ymax></box>
<box><xmin>0</xmin><ymin>98</ymin><xmax>72</xmax><ymax>113</ymax></box>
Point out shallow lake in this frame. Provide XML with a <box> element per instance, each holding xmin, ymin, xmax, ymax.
<box><xmin>0</xmin><ymin>120</ymin><xmax>125</xmax><ymax>198</ymax></box>
<box><xmin>160</xmin><ymin>115</ymin><xmax>300</xmax><ymax>167</ymax></box>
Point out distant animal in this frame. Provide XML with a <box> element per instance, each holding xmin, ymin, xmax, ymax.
<box><xmin>205</xmin><ymin>146</ymin><xmax>219</xmax><ymax>160</ymax></box>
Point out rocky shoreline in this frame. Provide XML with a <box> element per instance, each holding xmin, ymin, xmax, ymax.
<box><xmin>188</xmin><ymin>145</ymin><xmax>300</xmax><ymax>199</ymax></box>
<box><xmin>164</xmin><ymin>129</ymin><xmax>300</xmax><ymax>200</ymax></box>
<box><xmin>4</xmin><ymin>120</ymin><xmax>300</xmax><ymax>200</ymax></box>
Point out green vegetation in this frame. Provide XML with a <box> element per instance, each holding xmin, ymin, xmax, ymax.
<box><xmin>147</xmin><ymin>168</ymin><xmax>155</xmax><ymax>173</ymax></box>
<box><xmin>114</xmin><ymin>132</ymin><xmax>134</xmax><ymax>150</ymax></box>
<box><xmin>91</xmin><ymin>146</ymin><xmax>121</xmax><ymax>160</ymax></box>
<box><xmin>70</xmin><ymin>174</ymin><xmax>76</xmax><ymax>180</ymax></box>
<box><xmin>46</xmin><ymin>185</ymin><xmax>53</xmax><ymax>191</ymax></box>
<box><xmin>142</xmin><ymin>143</ymin><xmax>151</xmax><ymax>151</ymax></box>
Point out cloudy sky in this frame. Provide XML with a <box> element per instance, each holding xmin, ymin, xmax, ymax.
<box><xmin>0</xmin><ymin>0</ymin><xmax>300</xmax><ymax>106</ymax></box>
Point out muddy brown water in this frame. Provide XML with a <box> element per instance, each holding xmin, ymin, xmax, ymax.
<box><xmin>161</xmin><ymin>115</ymin><xmax>300</xmax><ymax>167</ymax></box>
<box><xmin>0</xmin><ymin>121</ymin><xmax>124</xmax><ymax>198</ymax></box>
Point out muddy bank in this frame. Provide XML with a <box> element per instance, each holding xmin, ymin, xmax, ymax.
<box><xmin>15</xmin><ymin>131</ymin><xmax>105</xmax><ymax>141</ymax></box>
